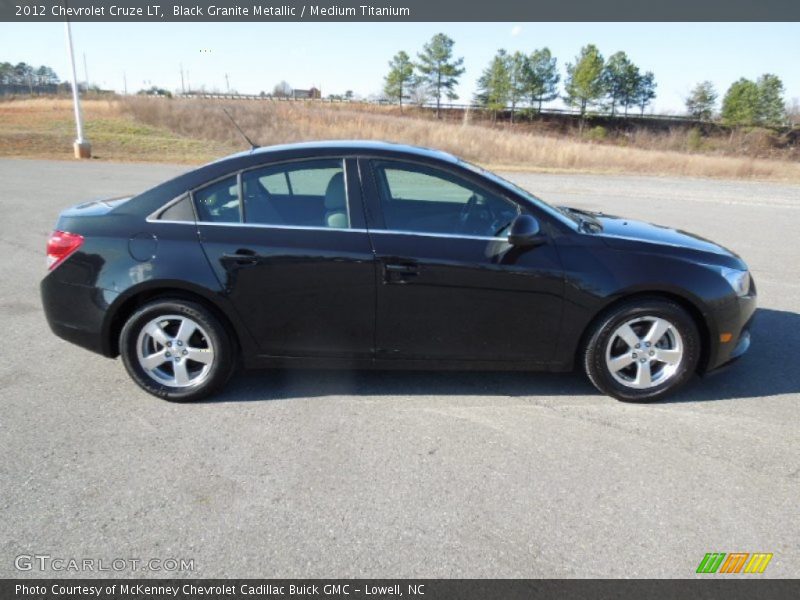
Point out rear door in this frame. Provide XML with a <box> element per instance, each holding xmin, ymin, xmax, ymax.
<box><xmin>360</xmin><ymin>157</ymin><xmax>564</xmax><ymax>364</ymax></box>
<box><xmin>195</xmin><ymin>157</ymin><xmax>375</xmax><ymax>359</ymax></box>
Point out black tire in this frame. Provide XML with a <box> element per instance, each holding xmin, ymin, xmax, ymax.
<box><xmin>583</xmin><ymin>298</ymin><xmax>701</xmax><ymax>402</ymax></box>
<box><xmin>120</xmin><ymin>299</ymin><xmax>235</xmax><ymax>402</ymax></box>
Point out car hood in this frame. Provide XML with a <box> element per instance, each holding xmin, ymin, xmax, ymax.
<box><xmin>570</xmin><ymin>208</ymin><xmax>738</xmax><ymax>258</ymax></box>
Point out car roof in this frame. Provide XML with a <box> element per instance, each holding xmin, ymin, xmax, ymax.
<box><xmin>220</xmin><ymin>140</ymin><xmax>460</xmax><ymax>164</ymax></box>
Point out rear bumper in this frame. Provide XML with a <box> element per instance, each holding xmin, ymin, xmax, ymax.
<box><xmin>40</xmin><ymin>275</ymin><xmax>116</xmax><ymax>357</ymax></box>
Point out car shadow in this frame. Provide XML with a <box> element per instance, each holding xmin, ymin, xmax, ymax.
<box><xmin>201</xmin><ymin>308</ymin><xmax>800</xmax><ymax>405</ymax></box>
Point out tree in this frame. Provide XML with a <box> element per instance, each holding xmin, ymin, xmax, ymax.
<box><xmin>407</xmin><ymin>75</ymin><xmax>430</xmax><ymax>107</ymax></box>
<box><xmin>0</xmin><ymin>62</ymin><xmax>13</xmax><ymax>85</ymax></box>
<box><xmin>685</xmin><ymin>81</ymin><xmax>717</xmax><ymax>120</ymax></box>
<box><xmin>272</xmin><ymin>80</ymin><xmax>292</xmax><ymax>98</ymax></box>
<box><xmin>383</xmin><ymin>50</ymin><xmax>415</xmax><ymax>110</ymax></box>
<box><xmin>475</xmin><ymin>49</ymin><xmax>511</xmax><ymax>121</ymax></box>
<box><xmin>506</xmin><ymin>51</ymin><xmax>528</xmax><ymax>123</ymax></box>
<box><xmin>787</xmin><ymin>97</ymin><xmax>800</xmax><ymax>127</ymax></box>
<box><xmin>721</xmin><ymin>78</ymin><xmax>761</xmax><ymax>126</ymax></box>
<box><xmin>603</xmin><ymin>51</ymin><xmax>640</xmax><ymax>117</ymax></box>
<box><xmin>416</xmin><ymin>33</ymin><xmax>465</xmax><ymax>118</ymax></box>
<box><xmin>757</xmin><ymin>73</ymin><xmax>786</xmax><ymax>127</ymax></box>
<box><xmin>525</xmin><ymin>48</ymin><xmax>559</xmax><ymax>114</ymax></box>
<box><xmin>564</xmin><ymin>44</ymin><xmax>606</xmax><ymax>125</ymax></box>
<box><xmin>722</xmin><ymin>74</ymin><xmax>786</xmax><ymax>128</ymax></box>
<box><xmin>634</xmin><ymin>71</ymin><xmax>657</xmax><ymax>116</ymax></box>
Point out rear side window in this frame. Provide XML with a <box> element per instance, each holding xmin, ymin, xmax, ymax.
<box><xmin>157</xmin><ymin>195</ymin><xmax>195</xmax><ymax>222</ymax></box>
<box><xmin>241</xmin><ymin>159</ymin><xmax>348</xmax><ymax>228</ymax></box>
<box><xmin>193</xmin><ymin>176</ymin><xmax>241</xmax><ymax>223</ymax></box>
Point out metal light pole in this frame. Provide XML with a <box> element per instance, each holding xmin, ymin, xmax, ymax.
<box><xmin>64</xmin><ymin>17</ymin><xmax>91</xmax><ymax>158</ymax></box>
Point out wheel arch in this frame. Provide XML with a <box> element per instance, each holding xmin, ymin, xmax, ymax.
<box><xmin>577</xmin><ymin>290</ymin><xmax>712</xmax><ymax>375</ymax></box>
<box><xmin>102</xmin><ymin>282</ymin><xmax>248</xmax><ymax>358</ymax></box>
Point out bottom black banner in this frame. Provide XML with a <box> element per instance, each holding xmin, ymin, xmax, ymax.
<box><xmin>4</xmin><ymin>579</ymin><xmax>800</xmax><ymax>600</ymax></box>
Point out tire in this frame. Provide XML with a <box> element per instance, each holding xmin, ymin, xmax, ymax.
<box><xmin>583</xmin><ymin>298</ymin><xmax>700</xmax><ymax>402</ymax></box>
<box><xmin>120</xmin><ymin>298</ymin><xmax>235</xmax><ymax>402</ymax></box>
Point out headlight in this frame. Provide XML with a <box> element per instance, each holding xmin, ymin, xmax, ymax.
<box><xmin>719</xmin><ymin>267</ymin><xmax>751</xmax><ymax>297</ymax></box>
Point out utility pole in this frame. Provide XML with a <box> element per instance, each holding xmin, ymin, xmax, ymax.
<box><xmin>225</xmin><ymin>73</ymin><xmax>230</xmax><ymax>93</ymax></box>
<box><xmin>64</xmin><ymin>16</ymin><xmax>90</xmax><ymax>158</ymax></box>
<box><xmin>180</xmin><ymin>63</ymin><xmax>185</xmax><ymax>95</ymax></box>
<box><xmin>122</xmin><ymin>71</ymin><xmax>127</xmax><ymax>95</ymax></box>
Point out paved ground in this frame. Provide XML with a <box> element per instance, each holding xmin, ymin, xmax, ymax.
<box><xmin>1</xmin><ymin>159</ymin><xmax>798</xmax><ymax>578</ymax></box>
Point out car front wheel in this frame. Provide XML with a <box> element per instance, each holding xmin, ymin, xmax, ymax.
<box><xmin>583</xmin><ymin>298</ymin><xmax>700</xmax><ymax>402</ymax></box>
<box><xmin>120</xmin><ymin>299</ymin><xmax>235</xmax><ymax>401</ymax></box>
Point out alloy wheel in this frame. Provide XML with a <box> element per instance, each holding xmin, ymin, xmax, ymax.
<box><xmin>135</xmin><ymin>314</ymin><xmax>215</xmax><ymax>388</ymax></box>
<box><xmin>604</xmin><ymin>316</ymin><xmax>684</xmax><ymax>390</ymax></box>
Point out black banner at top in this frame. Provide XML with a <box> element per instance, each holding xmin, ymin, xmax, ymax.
<box><xmin>2</xmin><ymin>0</ymin><xmax>800</xmax><ymax>22</ymax></box>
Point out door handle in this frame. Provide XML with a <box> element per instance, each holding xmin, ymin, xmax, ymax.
<box><xmin>383</xmin><ymin>262</ymin><xmax>419</xmax><ymax>283</ymax></box>
<box><xmin>222</xmin><ymin>248</ymin><xmax>260</xmax><ymax>266</ymax></box>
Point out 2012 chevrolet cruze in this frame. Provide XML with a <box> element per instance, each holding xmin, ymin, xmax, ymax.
<box><xmin>41</xmin><ymin>141</ymin><xmax>756</xmax><ymax>402</ymax></box>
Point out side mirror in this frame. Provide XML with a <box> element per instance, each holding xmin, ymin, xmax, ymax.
<box><xmin>508</xmin><ymin>214</ymin><xmax>545</xmax><ymax>247</ymax></box>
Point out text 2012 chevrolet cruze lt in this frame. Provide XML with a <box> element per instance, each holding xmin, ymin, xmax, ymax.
<box><xmin>41</xmin><ymin>141</ymin><xmax>756</xmax><ymax>402</ymax></box>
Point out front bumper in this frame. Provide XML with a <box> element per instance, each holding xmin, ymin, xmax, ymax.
<box><xmin>705</xmin><ymin>292</ymin><xmax>757</xmax><ymax>373</ymax></box>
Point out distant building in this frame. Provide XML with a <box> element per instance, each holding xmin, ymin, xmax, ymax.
<box><xmin>292</xmin><ymin>87</ymin><xmax>322</xmax><ymax>100</ymax></box>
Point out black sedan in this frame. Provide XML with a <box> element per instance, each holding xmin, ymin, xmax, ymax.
<box><xmin>41</xmin><ymin>141</ymin><xmax>756</xmax><ymax>402</ymax></box>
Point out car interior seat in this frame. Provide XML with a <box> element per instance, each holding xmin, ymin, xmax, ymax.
<box><xmin>324</xmin><ymin>172</ymin><xmax>348</xmax><ymax>228</ymax></box>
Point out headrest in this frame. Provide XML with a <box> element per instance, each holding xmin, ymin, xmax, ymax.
<box><xmin>324</xmin><ymin>172</ymin><xmax>346</xmax><ymax>210</ymax></box>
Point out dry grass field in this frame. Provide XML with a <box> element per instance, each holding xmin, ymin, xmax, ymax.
<box><xmin>2</xmin><ymin>96</ymin><xmax>800</xmax><ymax>182</ymax></box>
<box><xmin>0</xmin><ymin>97</ymin><xmax>233</xmax><ymax>163</ymax></box>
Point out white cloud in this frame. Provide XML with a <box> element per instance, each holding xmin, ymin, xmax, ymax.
<box><xmin>511</xmin><ymin>25</ymin><xmax>522</xmax><ymax>37</ymax></box>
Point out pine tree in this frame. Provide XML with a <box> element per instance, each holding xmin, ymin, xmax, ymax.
<box><xmin>525</xmin><ymin>48</ymin><xmax>560</xmax><ymax>114</ymax></box>
<box><xmin>416</xmin><ymin>33</ymin><xmax>465</xmax><ymax>118</ymax></box>
<box><xmin>383</xmin><ymin>51</ymin><xmax>415</xmax><ymax>110</ymax></box>
<box><xmin>685</xmin><ymin>81</ymin><xmax>717</xmax><ymax>120</ymax></box>
<box><xmin>475</xmin><ymin>49</ymin><xmax>512</xmax><ymax>121</ymax></box>
<box><xmin>564</xmin><ymin>44</ymin><xmax>606</xmax><ymax>130</ymax></box>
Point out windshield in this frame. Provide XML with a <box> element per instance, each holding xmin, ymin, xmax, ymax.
<box><xmin>457</xmin><ymin>159</ymin><xmax>579</xmax><ymax>229</ymax></box>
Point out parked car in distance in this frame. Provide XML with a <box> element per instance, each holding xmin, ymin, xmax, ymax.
<box><xmin>41</xmin><ymin>141</ymin><xmax>756</xmax><ymax>402</ymax></box>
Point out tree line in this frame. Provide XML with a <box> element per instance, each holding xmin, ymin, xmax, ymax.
<box><xmin>383</xmin><ymin>36</ymin><xmax>657</xmax><ymax>124</ymax></box>
<box><xmin>685</xmin><ymin>76</ymin><xmax>787</xmax><ymax>128</ymax></box>
<box><xmin>0</xmin><ymin>62</ymin><xmax>60</xmax><ymax>87</ymax></box>
<box><xmin>383</xmin><ymin>34</ymin><xmax>792</xmax><ymax>129</ymax></box>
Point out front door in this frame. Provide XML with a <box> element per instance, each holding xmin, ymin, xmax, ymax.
<box><xmin>361</xmin><ymin>158</ymin><xmax>564</xmax><ymax>364</ymax></box>
<box><xmin>195</xmin><ymin>158</ymin><xmax>375</xmax><ymax>359</ymax></box>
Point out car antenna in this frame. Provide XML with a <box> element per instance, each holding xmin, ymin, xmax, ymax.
<box><xmin>222</xmin><ymin>107</ymin><xmax>259</xmax><ymax>150</ymax></box>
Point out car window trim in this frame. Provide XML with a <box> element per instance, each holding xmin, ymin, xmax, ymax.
<box><xmin>149</xmin><ymin>157</ymin><xmax>356</xmax><ymax>229</ymax></box>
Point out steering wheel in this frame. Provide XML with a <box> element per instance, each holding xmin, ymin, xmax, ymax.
<box><xmin>458</xmin><ymin>194</ymin><xmax>497</xmax><ymax>235</ymax></box>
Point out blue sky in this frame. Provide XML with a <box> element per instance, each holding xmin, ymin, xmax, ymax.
<box><xmin>1</xmin><ymin>22</ymin><xmax>798</xmax><ymax>113</ymax></box>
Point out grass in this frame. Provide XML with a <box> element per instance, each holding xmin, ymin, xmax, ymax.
<box><xmin>2</xmin><ymin>96</ymin><xmax>800</xmax><ymax>182</ymax></box>
<box><xmin>0</xmin><ymin>97</ymin><xmax>233</xmax><ymax>163</ymax></box>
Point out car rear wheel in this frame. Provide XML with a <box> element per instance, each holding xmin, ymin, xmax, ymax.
<box><xmin>120</xmin><ymin>299</ymin><xmax>235</xmax><ymax>401</ymax></box>
<box><xmin>583</xmin><ymin>298</ymin><xmax>700</xmax><ymax>402</ymax></box>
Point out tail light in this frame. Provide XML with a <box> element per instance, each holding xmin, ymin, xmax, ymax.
<box><xmin>46</xmin><ymin>230</ymin><xmax>84</xmax><ymax>270</ymax></box>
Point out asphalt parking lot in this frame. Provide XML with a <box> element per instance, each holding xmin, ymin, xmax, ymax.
<box><xmin>1</xmin><ymin>158</ymin><xmax>798</xmax><ymax>578</ymax></box>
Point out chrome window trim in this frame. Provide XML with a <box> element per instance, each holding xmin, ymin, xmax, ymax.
<box><xmin>144</xmin><ymin>216</ymin><xmax>508</xmax><ymax>242</ymax></box>
<box><xmin>368</xmin><ymin>229</ymin><xmax>507</xmax><ymax>242</ymax></box>
<box><xmin>193</xmin><ymin>221</ymin><xmax>369</xmax><ymax>233</ymax></box>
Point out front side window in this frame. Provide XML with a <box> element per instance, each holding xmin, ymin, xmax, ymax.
<box><xmin>241</xmin><ymin>159</ymin><xmax>348</xmax><ymax>228</ymax></box>
<box><xmin>193</xmin><ymin>175</ymin><xmax>241</xmax><ymax>223</ymax></box>
<box><xmin>372</xmin><ymin>161</ymin><xmax>518</xmax><ymax>237</ymax></box>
